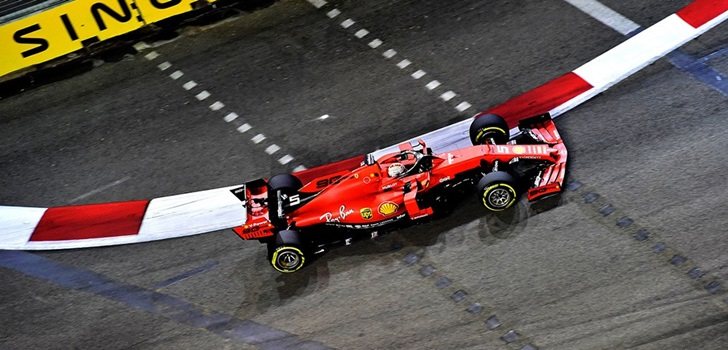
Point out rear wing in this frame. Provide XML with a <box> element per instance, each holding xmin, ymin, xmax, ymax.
<box><xmin>230</xmin><ymin>179</ymin><xmax>275</xmax><ymax>240</ymax></box>
<box><xmin>519</xmin><ymin>114</ymin><xmax>568</xmax><ymax>201</ymax></box>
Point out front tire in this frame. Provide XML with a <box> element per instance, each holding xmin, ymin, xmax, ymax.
<box><xmin>477</xmin><ymin>171</ymin><xmax>520</xmax><ymax>211</ymax></box>
<box><xmin>469</xmin><ymin>114</ymin><xmax>509</xmax><ymax>145</ymax></box>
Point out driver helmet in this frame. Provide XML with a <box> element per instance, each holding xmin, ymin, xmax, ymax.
<box><xmin>388</xmin><ymin>163</ymin><xmax>406</xmax><ymax>177</ymax></box>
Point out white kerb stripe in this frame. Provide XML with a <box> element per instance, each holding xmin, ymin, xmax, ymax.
<box><xmin>138</xmin><ymin>186</ymin><xmax>245</xmax><ymax>241</ymax></box>
<box><xmin>574</xmin><ymin>14</ymin><xmax>695</xmax><ymax>90</ymax></box>
<box><xmin>0</xmin><ymin>206</ymin><xmax>47</xmax><ymax>249</ymax></box>
<box><xmin>383</xmin><ymin>49</ymin><xmax>397</xmax><ymax>59</ymax></box>
<box><xmin>251</xmin><ymin>134</ymin><xmax>266</xmax><ymax>144</ymax></box>
<box><xmin>144</xmin><ymin>51</ymin><xmax>159</xmax><ymax>60</ymax></box>
<box><xmin>563</xmin><ymin>0</ymin><xmax>640</xmax><ymax>35</ymax></box>
<box><xmin>327</xmin><ymin>9</ymin><xmax>340</xmax><ymax>18</ymax></box>
<box><xmin>169</xmin><ymin>70</ymin><xmax>184</xmax><ymax>80</ymax></box>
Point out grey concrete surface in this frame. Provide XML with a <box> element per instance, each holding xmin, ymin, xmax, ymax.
<box><xmin>1</xmin><ymin>0</ymin><xmax>727</xmax><ymax>349</ymax></box>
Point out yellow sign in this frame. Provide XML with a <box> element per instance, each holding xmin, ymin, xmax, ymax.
<box><xmin>0</xmin><ymin>0</ymin><xmax>213</xmax><ymax>77</ymax></box>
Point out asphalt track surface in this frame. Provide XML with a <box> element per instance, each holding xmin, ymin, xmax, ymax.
<box><xmin>1</xmin><ymin>0</ymin><xmax>728</xmax><ymax>349</ymax></box>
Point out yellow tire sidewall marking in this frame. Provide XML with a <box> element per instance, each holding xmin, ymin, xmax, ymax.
<box><xmin>482</xmin><ymin>183</ymin><xmax>517</xmax><ymax>211</ymax></box>
<box><xmin>475</xmin><ymin>126</ymin><xmax>506</xmax><ymax>143</ymax></box>
<box><xmin>271</xmin><ymin>246</ymin><xmax>305</xmax><ymax>273</ymax></box>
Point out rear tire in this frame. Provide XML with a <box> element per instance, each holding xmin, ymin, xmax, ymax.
<box><xmin>470</xmin><ymin>114</ymin><xmax>509</xmax><ymax>145</ymax></box>
<box><xmin>267</xmin><ymin>173</ymin><xmax>302</xmax><ymax>194</ymax></box>
<box><xmin>476</xmin><ymin>171</ymin><xmax>520</xmax><ymax>211</ymax></box>
<box><xmin>268</xmin><ymin>230</ymin><xmax>307</xmax><ymax>273</ymax></box>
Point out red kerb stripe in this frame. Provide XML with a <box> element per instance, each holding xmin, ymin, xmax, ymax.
<box><xmin>480</xmin><ymin>72</ymin><xmax>593</xmax><ymax>126</ymax></box>
<box><xmin>30</xmin><ymin>200</ymin><xmax>149</xmax><ymax>241</ymax></box>
<box><xmin>677</xmin><ymin>0</ymin><xmax>728</xmax><ymax>28</ymax></box>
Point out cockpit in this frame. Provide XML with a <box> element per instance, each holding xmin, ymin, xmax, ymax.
<box><xmin>373</xmin><ymin>140</ymin><xmax>438</xmax><ymax>178</ymax></box>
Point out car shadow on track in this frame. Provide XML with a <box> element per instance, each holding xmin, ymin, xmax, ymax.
<box><xmin>229</xmin><ymin>192</ymin><xmax>564</xmax><ymax>317</ymax></box>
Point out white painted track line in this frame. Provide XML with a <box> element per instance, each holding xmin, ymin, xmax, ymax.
<box><xmin>564</xmin><ymin>0</ymin><xmax>640</xmax><ymax>35</ymax></box>
<box><xmin>209</xmin><ymin>101</ymin><xmax>225</xmax><ymax>111</ymax></box>
<box><xmin>169</xmin><ymin>70</ymin><xmax>184</xmax><ymax>80</ymax></box>
<box><xmin>312</xmin><ymin>4</ymin><xmax>475</xmax><ymax>115</ymax></box>
<box><xmin>265</xmin><ymin>144</ymin><xmax>281</xmax><ymax>155</ymax></box>
<box><xmin>307</xmin><ymin>0</ymin><xmax>326</xmax><ymax>8</ymax></box>
<box><xmin>341</xmin><ymin>19</ymin><xmax>355</xmax><ymax>28</ymax></box>
<box><xmin>278</xmin><ymin>155</ymin><xmax>294</xmax><ymax>165</ymax></box>
<box><xmin>455</xmin><ymin>101</ymin><xmax>472</xmax><ymax>112</ymax></box>
<box><xmin>411</xmin><ymin>70</ymin><xmax>426</xmax><ymax>79</ymax></box>
<box><xmin>368</xmin><ymin>39</ymin><xmax>383</xmax><ymax>48</ymax></box>
<box><xmin>134</xmin><ymin>42</ymin><xmax>151</xmax><ymax>51</ymax></box>
<box><xmin>383</xmin><ymin>49</ymin><xmax>397</xmax><ymax>59</ymax></box>
<box><xmin>142</xmin><ymin>39</ymin><xmax>309</xmax><ymax>173</ymax></box>
<box><xmin>237</xmin><ymin>123</ymin><xmax>252</xmax><ymax>133</ymax></box>
<box><xmin>195</xmin><ymin>91</ymin><xmax>211</xmax><ymax>101</ymax></box>
<box><xmin>440</xmin><ymin>91</ymin><xmax>456</xmax><ymax>101</ymax></box>
<box><xmin>144</xmin><ymin>51</ymin><xmax>159</xmax><ymax>60</ymax></box>
<box><xmin>182</xmin><ymin>81</ymin><xmax>197</xmax><ymax>90</ymax></box>
<box><xmin>425</xmin><ymin>80</ymin><xmax>441</xmax><ymax>90</ymax></box>
<box><xmin>69</xmin><ymin>176</ymin><xmax>131</xmax><ymax>203</ymax></box>
<box><xmin>224</xmin><ymin>112</ymin><xmax>238</xmax><ymax>122</ymax></box>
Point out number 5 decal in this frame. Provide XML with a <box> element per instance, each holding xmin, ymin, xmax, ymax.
<box><xmin>289</xmin><ymin>194</ymin><xmax>301</xmax><ymax>206</ymax></box>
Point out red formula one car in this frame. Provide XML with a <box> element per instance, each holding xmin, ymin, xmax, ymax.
<box><xmin>231</xmin><ymin>114</ymin><xmax>567</xmax><ymax>272</ymax></box>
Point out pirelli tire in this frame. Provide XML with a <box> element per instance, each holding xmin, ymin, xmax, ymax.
<box><xmin>267</xmin><ymin>173</ymin><xmax>302</xmax><ymax>194</ymax></box>
<box><xmin>477</xmin><ymin>171</ymin><xmax>520</xmax><ymax>212</ymax></box>
<box><xmin>268</xmin><ymin>230</ymin><xmax>307</xmax><ymax>273</ymax></box>
<box><xmin>469</xmin><ymin>114</ymin><xmax>509</xmax><ymax>145</ymax></box>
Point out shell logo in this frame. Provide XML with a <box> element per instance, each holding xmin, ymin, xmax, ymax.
<box><xmin>512</xmin><ymin>145</ymin><xmax>526</xmax><ymax>155</ymax></box>
<box><xmin>378</xmin><ymin>202</ymin><xmax>399</xmax><ymax>216</ymax></box>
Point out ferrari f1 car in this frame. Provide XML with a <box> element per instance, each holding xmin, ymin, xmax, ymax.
<box><xmin>231</xmin><ymin>114</ymin><xmax>567</xmax><ymax>272</ymax></box>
